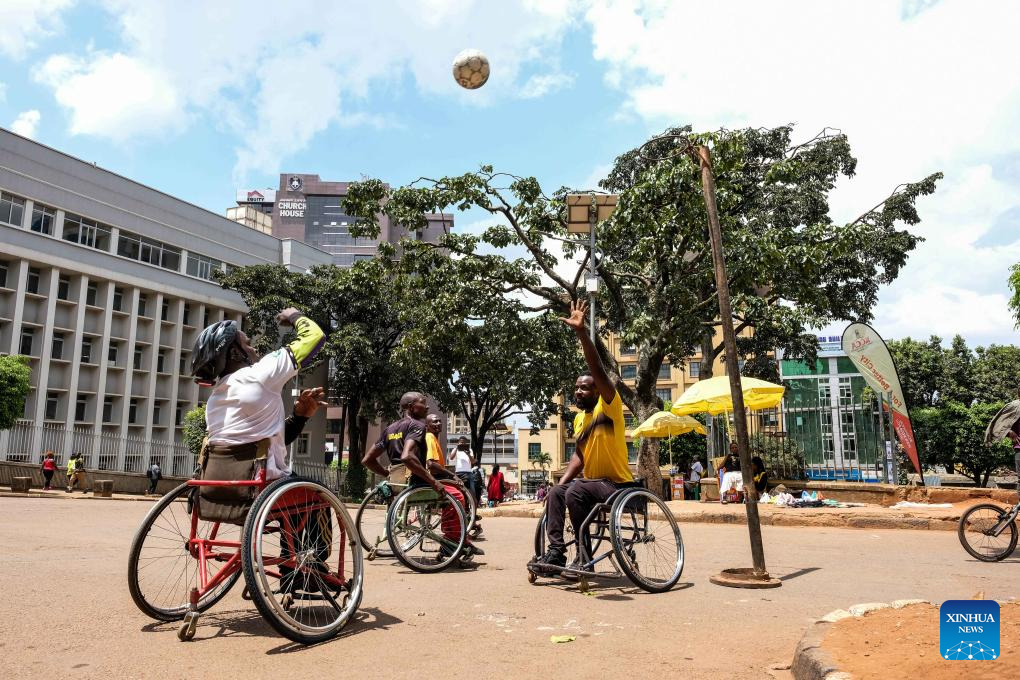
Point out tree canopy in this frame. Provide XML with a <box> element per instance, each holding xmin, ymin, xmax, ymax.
<box><xmin>0</xmin><ymin>355</ymin><xmax>31</xmax><ymax>431</ymax></box>
<box><xmin>344</xmin><ymin>124</ymin><xmax>941</xmax><ymax>490</ymax></box>
<box><xmin>913</xmin><ymin>401</ymin><xmax>1014</xmax><ymax>487</ymax></box>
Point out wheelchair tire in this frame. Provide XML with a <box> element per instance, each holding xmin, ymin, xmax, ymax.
<box><xmin>355</xmin><ymin>485</ymin><xmax>394</xmax><ymax>558</ymax></box>
<box><xmin>128</xmin><ymin>482</ymin><xmax>242</xmax><ymax>621</ymax></box>
<box><xmin>958</xmin><ymin>503</ymin><xmax>1019</xmax><ymax>562</ymax></box>
<box><xmin>241</xmin><ymin>476</ymin><xmax>364</xmax><ymax>644</ymax></box>
<box><xmin>386</xmin><ymin>485</ymin><xmax>467</xmax><ymax>573</ymax></box>
<box><xmin>609</xmin><ymin>489</ymin><xmax>684</xmax><ymax>593</ymax></box>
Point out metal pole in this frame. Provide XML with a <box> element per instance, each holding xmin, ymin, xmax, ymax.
<box><xmin>875</xmin><ymin>392</ymin><xmax>886</xmax><ymax>483</ymax></box>
<box><xmin>589</xmin><ymin>199</ymin><xmax>597</xmax><ymax>343</ymax></box>
<box><xmin>697</xmin><ymin>146</ymin><xmax>769</xmax><ymax>578</ymax></box>
<box><xmin>887</xmin><ymin>390</ymin><xmax>898</xmax><ymax>483</ymax></box>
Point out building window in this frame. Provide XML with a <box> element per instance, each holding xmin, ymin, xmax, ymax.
<box><xmin>51</xmin><ymin>333</ymin><xmax>64</xmax><ymax>360</ymax></box>
<box><xmin>620</xmin><ymin>364</ymin><xmax>637</xmax><ymax>379</ymax></box>
<box><xmin>182</xmin><ymin>303</ymin><xmax>191</xmax><ymax>326</ymax></box>
<box><xmin>81</xmin><ymin>338</ymin><xmax>93</xmax><ymax>363</ymax></box>
<box><xmin>45</xmin><ymin>392</ymin><xmax>59</xmax><ymax>420</ymax></box>
<box><xmin>737</xmin><ymin>359</ymin><xmax>746</xmax><ymax>374</ymax></box>
<box><xmin>85</xmin><ymin>282</ymin><xmax>98</xmax><ymax>306</ymax></box>
<box><xmin>57</xmin><ymin>276</ymin><xmax>70</xmax><ymax>300</ymax></box>
<box><xmin>137</xmin><ymin>293</ymin><xmax>148</xmax><ymax>317</ymax></box>
<box><xmin>688</xmin><ymin>361</ymin><xmax>701</xmax><ymax>378</ymax></box>
<box><xmin>528</xmin><ymin>443</ymin><xmax>542</xmax><ymax>461</ymax></box>
<box><xmin>129</xmin><ymin>398</ymin><xmax>139</xmax><ymax>424</ymax></box>
<box><xmin>161</xmin><ymin>299</ymin><xmax>169</xmax><ymax>321</ymax></box>
<box><xmin>0</xmin><ymin>191</ymin><xmax>26</xmax><ymax>227</ymax></box>
<box><xmin>175</xmin><ymin>402</ymin><xmax>184</xmax><ymax>426</ymax></box>
<box><xmin>134</xmin><ymin>348</ymin><xmax>143</xmax><ymax>370</ymax></box>
<box><xmin>26</xmin><ymin>267</ymin><xmax>40</xmax><ymax>294</ymax></box>
<box><xmin>157</xmin><ymin>350</ymin><xmax>167</xmax><ymax>373</ymax></box>
<box><xmin>103</xmin><ymin>397</ymin><xmax>114</xmax><ymax>423</ymax></box>
<box><xmin>0</xmin><ymin>260</ymin><xmax>7</xmax><ymax>287</ymax></box>
<box><xmin>179</xmin><ymin>354</ymin><xmax>187</xmax><ymax>374</ymax></box>
<box><xmin>655</xmin><ymin>388</ymin><xmax>672</xmax><ymax>402</ymax></box>
<box><xmin>620</xmin><ymin>343</ymin><xmax>637</xmax><ymax>355</ymax></box>
<box><xmin>564</xmin><ymin>443</ymin><xmax>576</xmax><ymax>462</ymax></box>
<box><xmin>117</xmin><ymin>230</ymin><xmax>182</xmax><ymax>271</ymax></box>
<box><xmin>152</xmin><ymin>402</ymin><xmax>161</xmax><ymax>425</ymax></box>
<box><xmin>186</xmin><ymin>253</ymin><xmax>224</xmax><ymax>281</ymax></box>
<box><xmin>108</xmin><ymin>342</ymin><xmax>119</xmax><ymax>364</ymax></box>
<box><xmin>75</xmin><ymin>396</ymin><xmax>88</xmax><ymax>422</ymax></box>
<box><xmin>112</xmin><ymin>287</ymin><xmax>124</xmax><ymax>311</ymax></box>
<box><xmin>30</xmin><ymin>204</ymin><xmax>56</xmax><ymax>235</ymax></box>
<box><xmin>658</xmin><ymin>363</ymin><xmax>671</xmax><ymax>380</ymax></box>
<box><xmin>62</xmin><ymin>213</ymin><xmax>111</xmax><ymax>251</ymax></box>
<box><xmin>20</xmin><ymin>328</ymin><xmax>34</xmax><ymax>356</ymax></box>
<box><xmin>624</xmin><ymin>412</ymin><xmax>637</xmax><ymax>428</ymax></box>
<box><xmin>297</xmin><ymin>433</ymin><xmax>309</xmax><ymax>457</ymax></box>
<box><xmin>203</xmin><ymin>308</ymin><xmax>210</xmax><ymax>327</ymax></box>
<box><xmin>627</xmin><ymin>440</ymin><xmax>639</xmax><ymax>464</ymax></box>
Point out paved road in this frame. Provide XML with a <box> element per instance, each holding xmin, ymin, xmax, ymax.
<box><xmin>2</xmin><ymin>496</ymin><xmax>1019</xmax><ymax>679</ymax></box>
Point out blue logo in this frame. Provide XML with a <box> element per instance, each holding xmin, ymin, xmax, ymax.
<box><xmin>940</xmin><ymin>600</ymin><xmax>1000</xmax><ymax>660</ymax></box>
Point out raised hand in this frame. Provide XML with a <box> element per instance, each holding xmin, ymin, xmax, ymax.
<box><xmin>276</xmin><ymin>307</ymin><xmax>303</xmax><ymax>326</ymax></box>
<box><xmin>559</xmin><ymin>299</ymin><xmax>588</xmax><ymax>332</ymax></box>
<box><xmin>294</xmin><ymin>387</ymin><xmax>327</xmax><ymax>417</ymax></box>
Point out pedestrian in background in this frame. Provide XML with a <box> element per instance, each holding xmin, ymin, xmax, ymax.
<box><xmin>536</xmin><ymin>481</ymin><xmax>547</xmax><ymax>502</ymax></box>
<box><xmin>146</xmin><ymin>461</ymin><xmax>162</xmax><ymax>495</ymax></box>
<box><xmin>41</xmin><ymin>451</ymin><xmax>57</xmax><ymax>490</ymax></box>
<box><xmin>686</xmin><ymin>457</ymin><xmax>704</xmax><ymax>500</ymax></box>
<box><xmin>65</xmin><ymin>453</ymin><xmax>77</xmax><ymax>493</ymax></box>
<box><xmin>67</xmin><ymin>452</ymin><xmax>86</xmax><ymax>493</ymax></box>
<box><xmin>487</xmin><ymin>464</ymin><xmax>506</xmax><ymax>506</ymax></box>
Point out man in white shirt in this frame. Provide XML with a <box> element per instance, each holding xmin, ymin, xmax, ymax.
<box><xmin>686</xmin><ymin>458</ymin><xmax>704</xmax><ymax>499</ymax></box>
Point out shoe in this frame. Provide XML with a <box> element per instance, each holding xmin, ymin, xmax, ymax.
<box><xmin>560</xmin><ymin>559</ymin><xmax>581</xmax><ymax>581</ymax></box>
<box><xmin>463</xmin><ymin>543</ymin><xmax>485</xmax><ymax>557</ymax></box>
<box><xmin>528</xmin><ymin>547</ymin><xmax>567</xmax><ymax>573</ymax></box>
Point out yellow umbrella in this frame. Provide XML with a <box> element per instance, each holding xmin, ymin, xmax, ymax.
<box><xmin>630</xmin><ymin>412</ymin><xmax>707</xmax><ymax>438</ymax></box>
<box><xmin>670</xmin><ymin>375</ymin><xmax>784</xmax><ymax>416</ymax></box>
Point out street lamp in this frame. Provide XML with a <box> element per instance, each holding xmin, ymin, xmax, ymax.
<box><xmin>490</xmin><ymin>421</ymin><xmax>510</xmax><ymax>467</ymax></box>
<box><xmin>565</xmin><ymin>193</ymin><xmax>618</xmax><ymax>342</ymax></box>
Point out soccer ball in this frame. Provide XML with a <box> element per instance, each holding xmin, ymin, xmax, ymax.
<box><xmin>452</xmin><ymin>49</ymin><xmax>490</xmax><ymax>90</ymax></box>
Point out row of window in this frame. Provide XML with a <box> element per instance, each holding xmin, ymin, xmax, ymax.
<box><xmin>21</xmin><ymin>328</ymin><xmax>190</xmax><ymax>372</ymax></box>
<box><xmin>41</xmin><ymin>392</ymin><xmax>189</xmax><ymax>426</ymax></box>
<box><xmin>617</xmin><ymin>359</ymin><xmax>750</xmax><ymax>380</ymax></box>
<box><xmin>0</xmin><ymin>190</ymin><xmax>234</xmax><ymax>281</ymax></box>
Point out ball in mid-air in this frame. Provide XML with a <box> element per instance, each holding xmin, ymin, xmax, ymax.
<box><xmin>452</xmin><ymin>49</ymin><xmax>490</xmax><ymax>90</ymax></box>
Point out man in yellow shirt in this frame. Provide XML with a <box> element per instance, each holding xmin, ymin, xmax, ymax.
<box><xmin>529</xmin><ymin>299</ymin><xmax>633</xmax><ymax>574</ymax></box>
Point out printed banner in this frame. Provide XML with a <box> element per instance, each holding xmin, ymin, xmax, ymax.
<box><xmin>841</xmin><ymin>322</ymin><xmax>922</xmax><ymax>475</ymax></box>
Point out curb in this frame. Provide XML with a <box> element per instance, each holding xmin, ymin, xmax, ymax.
<box><xmin>791</xmin><ymin>600</ymin><xmax>929</xmax><ymax>680</ymax></box>
<box><xmin>477</xmin><ymin>504</ymin><xmax>962</xmax><ymax>533</ymax></box>
<box><xmin>0</xmin><ymin>491</ymin><xmax>158</xmax><ymax>502</ymax></box>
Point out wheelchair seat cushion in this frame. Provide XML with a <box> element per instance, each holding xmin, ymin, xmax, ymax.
<box><xmin>195</xmin><ymin>439</ymin><xmax>268</xmax><ymax>525</ymax></box>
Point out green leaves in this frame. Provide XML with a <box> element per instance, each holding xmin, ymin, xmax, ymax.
<box><xmin>182</xmin><ymin>405</ymin><xmax>207</xmax><ymax>458</ymax></box>
<box><xmin>0</xmin><ymin>354</ymin><xmax>31</xmax><ymax>431</ymax></box>
<box><xmin>1009</xmin><ymin>263</ymin><xmax>1020</xmax><ymax>328</ymax></box>
<box><xmin>913</xmin><ymin>401</ymin><xmax>1014</xmax><ymax>487</ymax></box>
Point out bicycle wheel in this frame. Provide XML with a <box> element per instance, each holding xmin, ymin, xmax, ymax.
<box><xmin>609</xmin><ymin>489</ymin><xmax>684</xmax><ymax>593</ymax></box>
<box><xmin>128</xmin><ymin>482</ymin><xmax>242</xmax><ymax>621</ymax></box>
<box><xmin>355</xmin><ymin>485</ymin><xmax>394</xmax><ymax>558</ymax></box>
<box><xmin>387</xmin><ymin>486</ymin><xmax>466</xmax><ymax>573</ymax></box>
<box><xmin>241</xmin><ymin>477</ymin><xmax>363</xmax><ymax>644</ymax></box>
<box><xmin>958</xmin><ymin>503</ymin><xmax>1018</xmax><ymax>562</ymax></box>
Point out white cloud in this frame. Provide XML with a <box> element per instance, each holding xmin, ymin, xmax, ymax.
<box><xmin>34</xmin><ymin>0</ymin><xmax>580</xmax><ymax>181</ymax></box>
<box><xmin>519</xmin><ymin>72</ymin><xmax>575</xmax><ymax>99</ymax></box>
<box><xmin>583</xmin><ymin>0</ymin><xmax>1020</xmax><ymax>346</ymax></box>
<box><xmin>0</xmin><ymin>0</ymin><xmax>74</xmax><ymax>60</ymax></box>
<box><xmin>10</xmin><ymin>110</ymin><xmax>41</xmax><ymax>139</ymax></box>
<box><xmin>36</xmin><ymin>52</ymin><xmax>183</xmax><ymax>141</ymax></box>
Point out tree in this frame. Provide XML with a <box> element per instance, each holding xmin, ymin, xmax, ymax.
<box><xmin>531</xmin><ymin>451</ymin><xmax>553</xmax><ymax>480</ymax></box>
<box><xmin>0</xmin><ymin>355</ymin><xmax>31</xmax><ymax>431</ymax></box>
<box><xmin>887</xmin><ymin>335</ymin><xmax>951</xmax><ymax>408</ymax></box>
<box><xmin>1009</xmin><ymin>262</ymin><xmax>1020</xmax><ymax>326</ymax></box>
<box><xmin>182</xmin><ymin>406</ymin><xmax>207</xmax><ymax>458</ymax></box>
<box><xmin>972</xmin><ymin>344</ymin><xmax>1020</xmax><ymax>404</ymax></box>
<box><xmin>913</xmin><ymin>402</ymin><xmax>1014</xmax><ymax>487</ymax></box>
<box><xmin>344</xmin><ymin>125</ymin><xmax>940</xmax><ymax>492</ymax></box>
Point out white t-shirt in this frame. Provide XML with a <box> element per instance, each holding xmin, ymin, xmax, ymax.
<box><xmin>689</xmin><ymin>460</ymin><xmax>704</xmax><ymax>483</ymax></box>
<box><xmin>205</xmin><ymin>348</ymin><xmax>297</xmax><ymax>480</ymax></box>
<box><xmin>454</xmin><ymin>448</ymin><xmax>472</xmax><ymax>473</ymax></box>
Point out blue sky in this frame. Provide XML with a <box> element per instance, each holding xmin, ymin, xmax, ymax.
<box><xmin>3</xmin><ymin>0</ymin><xmax>1020</xmax><ymax>349</ymax></box>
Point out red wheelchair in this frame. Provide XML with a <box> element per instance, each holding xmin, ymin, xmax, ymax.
<box><xmin>127</xmin><ymin>464</ymin><xmax>363</xmax><ymax>644</ymax></box>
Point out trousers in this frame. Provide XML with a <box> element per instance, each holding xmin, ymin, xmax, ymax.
<box><xmin>545</xmin><ymin>478</ymin><xmax>618</xmax><ymax>551</ymax></box>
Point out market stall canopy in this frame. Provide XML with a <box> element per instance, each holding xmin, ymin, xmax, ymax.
<box><xmin>630</xmin><ymin>412</ymin><xmax>707</xmax><ymax>438</ymax></box>
<box><xmin>670</xmin><ymin>375</ymin><xmax>785</xmax><ymax>416</ymax></box>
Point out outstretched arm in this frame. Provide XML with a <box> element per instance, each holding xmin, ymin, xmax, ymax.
<box><xmin>276</xmin><ymin>307</ymin><xmax>326</xmax><ymax>369</ymax></box>
<box><xmin>560</xmin><ymin>299</ymin><xmax>615</xmax><ymax>404</ymax></box>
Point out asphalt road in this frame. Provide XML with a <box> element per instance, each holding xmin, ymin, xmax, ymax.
<box><xmin>2</xmin><ymin>495</ymin><xmax>1019</xmax><ymax>679</ymax></box>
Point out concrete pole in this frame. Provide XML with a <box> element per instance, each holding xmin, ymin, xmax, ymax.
<box><xmin>696</xmin><ymin>146</ymin><xmax>769</xmax><ymax>578</ymax></box>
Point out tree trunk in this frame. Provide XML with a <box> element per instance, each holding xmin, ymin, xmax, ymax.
<box><xmin>633</xmin><ymin>397</ymin><xmax>663</xmax><ymax>497</ymax></box>
<box><xmin>343</xmin><ymin>396</ymin><xmax>368</xmax><ymax>499</ymax></box>
<box><xmin>700</xmin><ymin>328</ymin><xmax>717</xmax><ymax>380</ymax></box>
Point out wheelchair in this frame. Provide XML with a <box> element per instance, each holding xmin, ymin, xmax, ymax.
<box><xmin>384</xmin><ymin>483</ymin><xmax>471</xmax><ymax>572</ymax></box>
<box><xmin>127</xmin><ymin>462</ymin><xmax>364</xmax><ymax>645</ymax></box>
<box><xmin>528</xmin><ymin>480</ymin><xmax>684</xmax><ymax>593</ymax></box>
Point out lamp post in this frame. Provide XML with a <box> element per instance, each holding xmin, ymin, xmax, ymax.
<box><xmin>566</xmin><ymin>193</ymin><xmax>618</xmax><ymax>342</ymax></box>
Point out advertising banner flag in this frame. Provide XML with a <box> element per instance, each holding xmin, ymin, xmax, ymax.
<box><xmin>841</xmin><ymin>322</ymin><xmax>921</xmax><ymax>475</ymax></box>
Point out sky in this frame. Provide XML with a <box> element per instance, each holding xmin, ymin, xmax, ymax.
<box><xmin>2</xmin><ymin>0</ymin><xmax>1020</xmax><ymax>351</ymax></box>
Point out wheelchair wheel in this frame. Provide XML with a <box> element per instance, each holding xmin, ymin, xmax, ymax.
<box><xmin>128</xmin><ymin>482</ymin><xmax>242</xmax><ymax>621</ymax></box>
<box><xmin>241</xmin><ymin>477</ymin><xmax>363</xmax><ymax>644</ymax></box>
<box><xmin>355</xmin><ymin>485</ymin><xmax>394</xmax><ymax>559</ymax></box>
<box><xmin>958</xmin><ymin>503</ymin><xmax>1019</xmax><ymax>562</ymax></box>
<box><xmin>533</xmin><ymin>510</ymin><xmax>578</xmax><ymax>565</ymax></box>
<box><xmin>609</xmin><ymin>489</ymin><xmax>684</xmax><ymax>593</ymax></box>
<box><xmin>387</xmin><ymin>486</ymin><xmax>466</xmax><ymax>573</ymax></box>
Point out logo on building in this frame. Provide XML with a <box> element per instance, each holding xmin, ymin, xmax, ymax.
<box><xmin>940</xmin><ymin>600</ymin><xmax>999</xmax><ymax>660</ymax></box>
<box><xmin>288</xmin><ymin>176</ymin><xmax>303</xmax><ymax>192</ymax></box>
<box><xmin>247</xmin><ymin>190</ymin><xmax>265</xmax><ymax>202</ymax></box>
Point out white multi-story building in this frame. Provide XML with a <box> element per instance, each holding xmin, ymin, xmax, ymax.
<box><xmin>0</xmin><ymin>129</ymin><xmax>332</xmax><ymax>476</ymax></box>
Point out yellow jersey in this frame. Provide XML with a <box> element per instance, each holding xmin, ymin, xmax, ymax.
<box><xmin>425</xmin><ymin>432</ymin><xmax>444</xmax><ymax>464</ymax></box>
<box><xmin>573</xmin><ymin>390</ymin><xmax>633</xmax><ymax>484</ymax></box>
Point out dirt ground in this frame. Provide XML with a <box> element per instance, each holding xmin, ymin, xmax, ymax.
<box><xmin>2</xmin><ymin>495</ymin><xmax>1019</xmax><ymax>680</ymax></box>
<box><xmin>826</xmin><ymin>602</ymin><xmax>1020</xmax><ymax>680</ymax></box>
